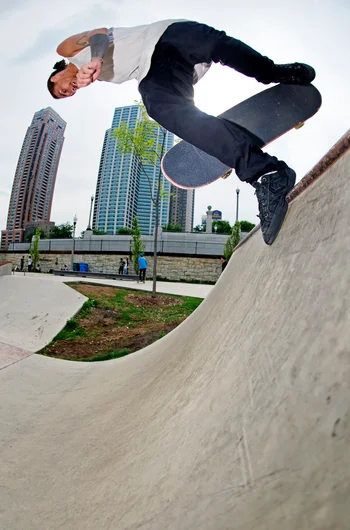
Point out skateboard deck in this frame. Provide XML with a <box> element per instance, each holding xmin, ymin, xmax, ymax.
<box><xmin>161</xmin><ymin>84</ymin><xmax>322</xmax><ymax>189</ymax></box>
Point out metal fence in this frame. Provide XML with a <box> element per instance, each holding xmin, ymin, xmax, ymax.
<box><xmin>4</xmin><ymin>231</ymin><xmax>248</xmax><ymax>256</ymax></box>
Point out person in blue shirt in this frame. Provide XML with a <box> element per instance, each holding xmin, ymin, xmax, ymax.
<box><xmin>138</xmin><ymin>254</ymin><xmax>147</xmax><ymax>283</ymax></box>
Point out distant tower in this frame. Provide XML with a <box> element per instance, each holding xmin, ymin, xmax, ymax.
<box><xmin>93</xmin><ymin>105</ymin><xmax>174</xmax><ymax>235</ymax></box>
<box><xmin>1</xmin><ymin>107</ymin><xmax>66</xmax><ymax>247</ymax></box>
<box><xmin>169</xmin><ymin>186</ymin><xmax>195</xmax><ymax>232</ymax></box>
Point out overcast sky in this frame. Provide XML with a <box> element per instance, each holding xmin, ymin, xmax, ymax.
<box><xmin>0</xmin><ymin>0</ymin><xmax>349</xmax><ymax>235</ymax></box>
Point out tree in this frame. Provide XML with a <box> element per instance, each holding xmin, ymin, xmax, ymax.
<box><xmin>29</xmin><ymin>227</ymin><xmax>41</xmax><ymax>270</ymax></box>
<box><xmin>162</xmin><ymin>223</ymin><xmax>183</xmax><ymax>232</ymax></box>
<box><xmin>193</xmin><ymin>224</ymin><xmax>204</xmax><ymax>232</ymax></box>
<box><xmin>131</xmin><ymin>217</ymin><xmax>145</xmax><ymax>275</ymax></box>
<box><xmin>240</xmin><ymin>220</ymin><xmax>256</xmax><ymax>232</ymax></box>
<box><xmin>223</xmin><ymin>221</ymin><xmax>241</xmax><ymax>261</ymax></box>
<box><xmin>49</xmin><ymin>223</ymin><xmax>73</xmax><ymax>238</ymax></box>
<box><xmin>25</xmin><ymin>228</ymin><xmax>46</xmax><ymax>242</ymax></box>
<box><xmin>212</xmin><ymin>220</ymin><xmax>232</xmax><ymax>234</ymax></box>
<box><xmin>80</xmin><ymin>228</ymin><xmax>108</xmax><ymax>238</ymax></box>
<box><xmin>117</xmin><ymin>227</ymin><xmax>133</xmax><ymax>235</ymax></box>
<box><xmin>113</xmin><ymin>102</ymin><xmax>170</xmax><ymax>296</ymax></box>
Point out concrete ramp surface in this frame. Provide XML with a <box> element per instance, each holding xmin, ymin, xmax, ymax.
<box><xmin>0</xmin><ymin>133</ymin><xmax>349</xmax><ymax>529</ymax></box>
<box><xmin>0</xmin><ymin>275</ymin><xmax>87</xmax><ymax>353</ymax></box>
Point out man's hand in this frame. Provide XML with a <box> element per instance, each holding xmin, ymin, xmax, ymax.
<box><xmin>76</xmin><ymin>58</ymin><xmax>103</xmax><ymax>88</ymax></box>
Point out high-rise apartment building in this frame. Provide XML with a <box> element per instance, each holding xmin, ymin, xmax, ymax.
<box><xmin>1</xmin><ymin>107</ymin><xmax>66</xmax><ymax>248</ymax></box>
<box><xmin>93</xmin><ymin>105</ymin><xmax>174</xmax><ymax>235</ymax></box>
<box><xmin>169</xmin><ymin>186</ymin><xmax>195</xmax><ymax>232</ymax></box>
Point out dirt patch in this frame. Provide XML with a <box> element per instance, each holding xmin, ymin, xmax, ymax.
<box><xmin>69</xmin><ymin>283</ymin><xmax>117</xmax><ymax>299</ymax></box>
<box><xmin>42</xmin><ymin>284</ymin><xmax>193</xmax><ymax>361</ymax></box>
<box><xmin>45</xmin><ymin>318</ymin><xmax>180</xmax><ymax>360</ymax></box>
<box><xmin>125</xmin><ymin>293</ymin><xmax>182</xmax><ymax>308</ymax></box>
<box><xmin>80</xmin><ymin>307</ymin><xmax>119</xmax><ymax>329</ymax></box>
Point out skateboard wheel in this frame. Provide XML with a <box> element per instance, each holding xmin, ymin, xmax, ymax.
<box><xmin>295</xmin><ymin>122</ymin><xmax>305</xmax><ymax>130</ymax></box>
<box><xmin>221</xmin><ymin>170</ymin><xmax>232</xmax><ymax>180</ymax></box>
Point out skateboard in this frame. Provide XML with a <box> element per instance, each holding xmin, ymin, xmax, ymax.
<box><xmin>161</xmin><ymin>84</ymin><xmax>322</xmax><ymax>189</ymax></box>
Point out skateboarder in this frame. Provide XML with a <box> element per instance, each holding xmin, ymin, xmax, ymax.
<box><xmin>48</xmin><ymin>20</ymin><xmax>315</xmax><ymax>244</ymax></box>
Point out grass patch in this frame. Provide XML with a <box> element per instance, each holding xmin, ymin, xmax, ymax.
<box><xmin>79</xmin><ymin>298</ymin><xmax>97</xmax><ymax>318</ymax></box>
<box><xmin>54</xmin><ymin>317</ymin><xmax>87</xmax><ymax>341</ymax></box>
<box><xmin>40</xmin><ymin>284</ymin><xmax>203</xmax><ymax>362</ymax></box>
<box><xmin>77</xmin><ymin>348</ymin><xmax>132</xmax><ymax>362</ymax></box>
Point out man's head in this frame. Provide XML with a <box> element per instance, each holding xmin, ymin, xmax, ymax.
<box><xmin>47</xmin><ymin>60</ymin><xmax>79</xmax><ymax>99</ymax></box>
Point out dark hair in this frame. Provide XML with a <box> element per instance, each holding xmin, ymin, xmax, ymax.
<box><xmin>47</xmin><ymin>60</ymin><xmax>68</xmax><ymax>99</ymax></box>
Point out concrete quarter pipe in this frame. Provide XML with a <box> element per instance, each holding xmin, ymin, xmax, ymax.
<box><xmin>0</xmin><ymin>131</ymin><xmax>349</xmax><ymax>529</ymax></box>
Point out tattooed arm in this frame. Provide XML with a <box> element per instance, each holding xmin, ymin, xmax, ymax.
<box><xmin>56</xmin><ymin>28</ymin><xmax>109</xmax><ymax>57</ymax></box>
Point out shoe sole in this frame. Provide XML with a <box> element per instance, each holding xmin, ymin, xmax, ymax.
<box><xmin>263</xmin><ymin>169</ymin><xmax>296</xmax><ymax>245</ymax></box>
<box><xmin>279</xmin><ymin>65</ymin><xmax>316</xmax><ymax>86</ymax></box>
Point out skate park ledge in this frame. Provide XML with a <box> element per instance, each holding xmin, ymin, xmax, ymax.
<box><xmin>0</xmin><ymin>261</ymin><xmax>12</xmax><ymax>276</ymax></box>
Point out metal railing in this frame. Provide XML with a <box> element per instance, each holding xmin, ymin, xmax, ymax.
<box><xmin>2</xmin><ymin>231</ymin><xmax>248</xmax><ymax>256</ymax></box>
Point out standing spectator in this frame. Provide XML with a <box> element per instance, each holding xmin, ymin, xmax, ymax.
<box><xmin>118</xmin><ymin>258</ymin><xmax>125</xmax><ymax>275</ymax></box>
<box><xmin>20</xmin><ymin>256</ymin><xmax>24</xmax><ymax>271</ymax></box>
<box><xmin>64</xmin><ymin>264</ymin><xmax>68</xmax><ymax>271</ymax></box>
<box><xmin>220</xmin><ymin>256</ymin><xmax>228</xmax><ymax>272</ymax></box>
<box><xmin>124</xmin><ymin>257</ymin><xmax>129</xmax><ymax>275</ymax></box>
<box><xmin>138</xmin><ymin>254</ymin><xmax>147</xmax><ymax>283</ymax></box>
<box><xmin>27</xmin><ymin>256</ymin><xmax>32</xmax><ymax>272</ymax></box>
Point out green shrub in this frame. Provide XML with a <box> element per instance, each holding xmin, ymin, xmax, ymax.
<box><xmin>240</xmin><ymin>220</ymin><xmax>256</xmax><ymax>232</ymax></box>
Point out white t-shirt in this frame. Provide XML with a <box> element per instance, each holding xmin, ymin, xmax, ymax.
<box><xmin>67</xmin><ymin>19</ymin><xmax>212</xmax><ymax>86</ymax></box>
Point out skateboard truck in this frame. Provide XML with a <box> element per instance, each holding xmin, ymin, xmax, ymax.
<box><xmin>295</xmin><ymin>122</ymin><xmax>305</xmax><ymax>130</ymax></box>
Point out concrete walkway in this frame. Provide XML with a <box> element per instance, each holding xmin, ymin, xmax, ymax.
<box><xmin>13</xmin><ymin>271</ymin><xmax>213</xmax><ymax>298</ymax></box>
<box><xmin>0</xmin><ymin>133</ymin><xmax>349</xmax><ymax>529</ymax></box>
<box><xmin>0</xmin><ymin>341</ymin><xmax>32</xmax><ymax>370</ymax></box>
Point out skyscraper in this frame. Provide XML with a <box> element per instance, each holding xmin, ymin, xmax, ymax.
<box><xmin>1</xmin><ymin>107</ymin><xmax>66</xmax><ymax>248</ymax></box>
<box><xmin>93</xmin><ymin>105</ymin><xmax>174</xmax><ymax>235</ymax></box>
<box><xmin>169</xmin><ymin>186</ymin><xmax>195</xmax><ymax>232</ymax></box>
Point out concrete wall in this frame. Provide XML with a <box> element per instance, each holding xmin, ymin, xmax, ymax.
<box><xmin>1</xmin><ymin>253</ymin><xmax>222</xmax><ymax>283</ymax></box>
<box><xmin>1</xmin><ymin>231</ymin><xmax>250</xmax><ymax>282</ymax></box>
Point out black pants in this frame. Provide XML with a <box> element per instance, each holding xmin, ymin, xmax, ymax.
<box><xmin>139</xmin><ymin>21</ymin><xmax>281</xmax><ymax>183</ymax></box>
<box><xmin>139</xmin><ymin>268</ymin><xmax>146</xmax><ymax>282</ymax></box>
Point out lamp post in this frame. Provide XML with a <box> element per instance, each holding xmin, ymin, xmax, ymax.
<box><xmin>87</xmin><ymin>195</ymin><xmax>94</xmax><ymax>230</ymax></box>
<box><xmin>235</xmin><ymin>188</ymin><xmax>240</xmax><ymax>223</ymax></box>
<box><xmin>71</xmin><ymin>214</ymin><xmax>77</xmax><ymax>270</ymax></box>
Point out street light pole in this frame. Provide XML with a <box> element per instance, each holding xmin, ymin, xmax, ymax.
<box><xmin>87</xmin><ymin>195</ymin><xmax>94</xmax><ymax>230</ymax></box>
<box><xmin>71</xmin><ymin>214</ymin><xmax>77</xmax><ymax>271</ymax></box>
<box><xmin>235</xmin><ymin>188</ymin><xmax>240</xmax><ymax>223</ymax></box>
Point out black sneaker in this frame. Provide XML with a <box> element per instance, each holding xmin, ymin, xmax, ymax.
<box><xmin>253</xmin><ymin>163</ymin><xmax>296</xmax><ymax>245</ymax></box>
<box><xmin>273</xmin><ymin>63</ymin><xmax>315</xmax><ymax>85</ymax></box>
